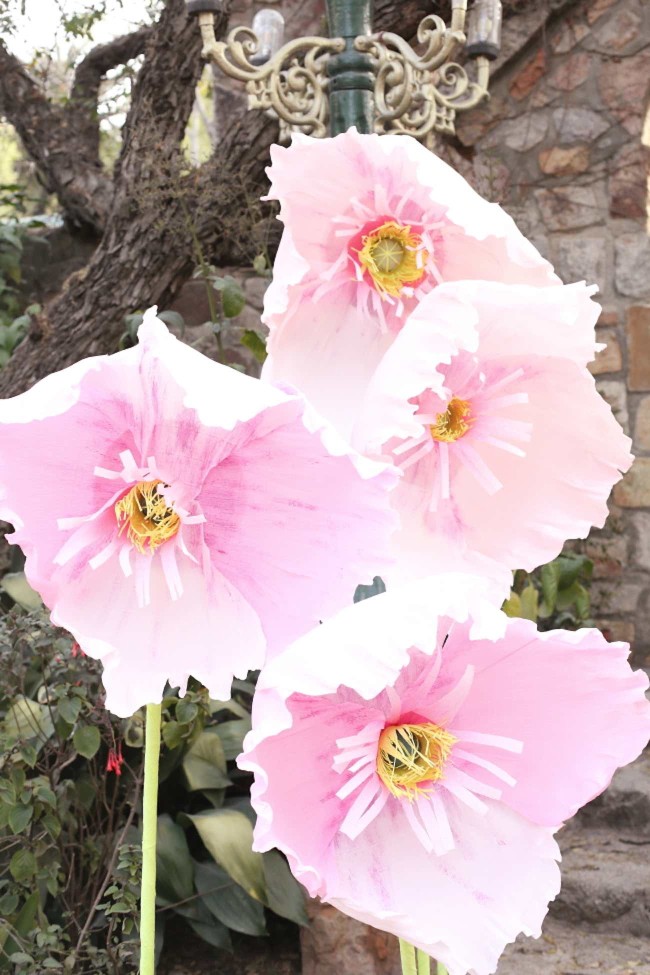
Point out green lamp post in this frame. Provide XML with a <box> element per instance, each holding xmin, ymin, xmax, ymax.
<box><xmin>326</xmin><ymin>0</ymin><xmax>374</xmax><ymax>135</ymax></box>
<box><xmin>187</xmin><ymin>0</ymin><xmax>503</xmax><ymax>144</ymax></box>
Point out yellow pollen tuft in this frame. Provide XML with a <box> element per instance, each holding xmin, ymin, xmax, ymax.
<box><xmin>376</xmin><ymin>722</ymin><xmax>456</xmax><ymax>800</ymax></box>
<box><xmin>115</xmin><ymin>480</ymin><xmax>180</xmax><ymax>554</ymax></box>
<box><xmin>357</xmin><ymin>221</ymin><xmax>428</xmax><ymax>299</ymax></box>
<box><xmin>430</xmin><ymin>397</ymin><xmax>473</xmax><ymax>443</ymax></box>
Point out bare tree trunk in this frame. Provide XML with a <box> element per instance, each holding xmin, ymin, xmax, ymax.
<box><xmin>0</xmin><ymin>0</ymin><xmax>576</xmax><ymax>397</ymax></box>
<box><xmin>1</xmin><ymin>109</ymin><xmax>278</xmax><ymax>393</ymax></box>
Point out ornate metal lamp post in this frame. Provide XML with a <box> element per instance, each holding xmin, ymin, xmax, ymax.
<box><xmin>186</xmin><ymin>0</ymin><xmax>502</xmax><ymax>144</ymax></box>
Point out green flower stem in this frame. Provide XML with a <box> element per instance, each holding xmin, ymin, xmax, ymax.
<box><xmin>417</xmin><ymin>948</ymin><xmax>431</xmax><ymax>975</ymax></box>
<box><xmin>399</xmin><ymin>939</ymin><xmax>418</xmax><ymax>975</ymax></box>
<box><xmin>139</xmin><ymin>702</ymin><xmax>162</xmax><ymax>975</ymax></box>
<box><xmin>399</xmin><ymin>939</ymin><xmax>437</xmax><ymax>975</ymax></box>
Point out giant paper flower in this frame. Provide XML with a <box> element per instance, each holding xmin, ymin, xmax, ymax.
<box><xmin>263</xmin><ymin>129</ymin><xmax>559</xmax><ymax>437</ymax></box>
<box><xmin>351</xmin><ymin>279</ymin><xmax>633</xmax><ymax>583</ymax></box>
<box><xmin>0</xmin><ymin>310</ymin><xmax>397</xmax><ymax>716</ymax></box>
<box><xmin>240</xmin><ymin>577</ymin><xmax>650</xmax><ymax>975</ymax></box>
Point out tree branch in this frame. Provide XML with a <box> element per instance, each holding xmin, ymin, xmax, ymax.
<box><xmin>0</xmin><ymin>39</ymin><xmax>111</xmax><ymax>231</ymax></box>
<box><xmin>68</xmin><ymin>26</ymin><xmax>152</xmax><ymax>163</ymax></box>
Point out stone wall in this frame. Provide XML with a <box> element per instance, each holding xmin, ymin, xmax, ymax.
<box><xmin>445</xmin><ymin>0</ymin><xmax>650</xmax><ymax>662</ymax></box>
<box><xmin>14</xmin><ymin>0</ymin><xmax>650</xmax><ymax>660</ymax></box>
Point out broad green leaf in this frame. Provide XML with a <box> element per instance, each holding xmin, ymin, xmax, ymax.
<box><xmin>262</xmin><ymin>850</ymin><xmax>308</xmax><ymax>925</ymax></box>
<box><xmin>519</xmin><ymin>585</ymin><xmax>539</xmax><ymax>622</ymax></box>
<box><xmin>556</xmin><ymin>554</ymin><xmax>592</xmax><ymax>590</ymax></box>
<box><xmin>186</xmin><ymin>914</ymin><xmax>232</xmax><ymax>950</ymax></box>
<box><xmin>57</xmin><ymin>696</ymin><xmax>82</xmax><ymax>726</ymax></box>
<box><xmin>0</xmin><ymin>572</ymin><xmax>41</xmax><ymax>610</ymax></box>
<box><xmin>175</xmin><ymin>699</ymin><xmax>199</xmax><ymax>725</ymax></box>
<box><xmin>156</xmin><ymin>814</ymin><xmax>194</xmax><ymax>904</ymax></box>
<box><xmin>501</xmin><ymin>592</ymin><xmax>522</xmax><ymax>619</ymax></box>
<box><xmin>123</xmin><ymin>711</ymin><xmax>145</xmax><ymax>748</ymax></box>
<box><xmin>157</xmin><ymin>310</ymin><xmax>185</xmax><ymax>335</ymax></box>
<box><xmin>73</xmin><ymin>725</ymin><xmax>101</xmax><ymax>760</ymax></box>
<box><xmin>221</xmin><ymin>278</ymin><xmax>246</xmax><ymax>319</ymax></box>
<box><xmin>182</xmin><ymin>731</ymin><xmax>230</xmax><ymax>791</ymax></box>
<box><xmin>1</xmin><ymin>891</ymin><xmax>39</xmax><ymax>962</ymax></box>
<box><xmin>162</xmin><ymin>720</ymin><xmax>185</xmax><ymax>750</ymax></box>
<box><xmin>208</xmin><ymin>698</ymin><xmax>250</xmax><ymax>719</ymax></box>
<box><xmin>5</xmin><ymin>696</ymin><xmax>54</xmax><ymax>747</ymax></box>
<box><xmin>184</xmin><ymin>809</ymin><xmax>266</xmax><ymax>901</ymax></box>
<box><xmin>214</xmin><ymin>718</ymin><xmax>251</xmax><ymax>761</ymax></box>
<box><xmin>194</xmin><ymin>860</ymin><xmax>266</xmax><ymax>936</ymax></box>
<box><xmin>9</xmin><ymin>849</ymin><xmax>36</xmax><ymax>883</ymax></box>
<box><xmin>240</xmin><ymin>330</ymin><xmax>267</xmax><ymax>364</ymax></box>
<box><xmin>8</xmin><ymin>804</ymin><xmax>32</xmax><ymax>835</ymax></box>
<box><xmin>540</xmin><ymin>561</ymin><xmax>560</xmax><ymax>614</ymax></box>
<box><xmin>354</xmin><ymin>576</ymin><xmax>386</xmax><ymax>603</ymax></box>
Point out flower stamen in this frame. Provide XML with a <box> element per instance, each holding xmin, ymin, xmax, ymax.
<box><xmin>357</xmin><ymin>221</ymin><xmax>428</xmax><ymax>299</ymax></box>
<box><xmin>115</xmin><ymin>480</ymin><xmax>180</xmax><ymax>554</ymax></box>
<box><xmin>376</xmin><ymin>722</ymin><xmax>456</xmax><ymax>800</ymax></box>
<box><xmin>430</xmin><ymin>397</ymin><xmax>473</xmax><ymax>443</ymax></box>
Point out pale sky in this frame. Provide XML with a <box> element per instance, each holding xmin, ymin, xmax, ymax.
<box><xmin>9</xmin><ymin>0</ymin><xmax>155</xmax><ymax>60</ymax></box>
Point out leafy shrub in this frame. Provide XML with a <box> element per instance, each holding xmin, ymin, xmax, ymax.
<box><xmin>0</xmin><ymin>594</ymin><xmax>305</xmax><ymax>973</ymax></box>
<box><xmin>503</xmin><ymin>554</ymin><xmax>593</xmax><ymax>629</ymax></box>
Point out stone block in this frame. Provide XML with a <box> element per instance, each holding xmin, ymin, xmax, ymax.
<box><xmin>538</xmin><ymin>144</ymin><xmax>590</xmax><ymax>176</ymax></box>
<box><xmin>301</xmin><ymin>901</ymin><xmax>400</xmax><ymax>975</ymax></box>
<box><xmin>509</xmin><ymin>48</ymin><xmax>546</xmax><ymax>100</ymax></box>
<box><xmin>550</xmin><ymin>20</ymin><xmax>589</xmax><ymax>53</ymax></box>
<box><xmin>589</xmin><ymin>328</ymin><xmax>623</xmax><ymax>375</ymax></box>
<box><xmin>598</xmin><ymin>49</ymin><xmax>650</xmax><ymax>134</ymax></box>
<box><xmin>591</xmin><ymin>578</ymin><xmax>645</xmax><ymax>614</ymax></box>
<box><xmin>630</xmin><ymin>510</ymin><xmax>650</xmax><ymax>569</ymax></box>
<box><xmin>609</xmin><ymin>143</ymin><xmax>650</xmax><ymax>219</ymax></box>
<box><xmin>534</xmin><ymin>184</ymin><xmax>603</xmax><ymax>232</ymax></box>
<box><xmin>598</xmin><ymin>309</ymin><xmax>619</xmax><ymax>327</ymax></box>
<box><xmin>614</xmin><ymin>458</ymin><xmax>650</xmax><ymax>507</ymax></box>
<box><xmin>592</xmin><ymin>8</ymin><xmax>643</xmax><ymax>52</ymax></box>
<box><xmin>627</xmin><ymin>306</ymin><xmax>650</xmax><ymax>389</ymax></box>
<box><xmin>586</xmin><ymin>0</ymin><xmax>617</xmax><ymax>22</ymax></box>
<box><xmin>554</xmin><ymin>236</ymin><xmax>607</xmax><ymax>285</ymax></box>
<box><xmin>597</xmin><ymin>379</ymin><xmax>629</xmax><ymax>431</ymax></box>
<box><xmin>635</xmin><ymin>396</ymin><xmax>650</xmax><ymax>449</ymax></box>
<box><xmin>584</xmin><ymin>533</ymin><xmax>628</xmax><ymax>577</ymax></box>
<box><xmin>597</xmin><ymin>618</ymin><xmax>636</xmax><ymax>644</ymax></box>
<box><xmin>481</xmin><ymin>113</ymin><xmax>549</xmax><ymax>152</ymax></box>
<box><xmin>548</xmin><ymin>51</ymin><xmax>591</xmax><ymax>91</ymax></box>
<box><xmin>551</xmin><ymin>107</ymin><xmax>610</xmax><ymax>144</ymax></box>
<box><xmin>615</xmin><ymin>238</ymin><xmax>650</xmax><ymax>299</ymax></box>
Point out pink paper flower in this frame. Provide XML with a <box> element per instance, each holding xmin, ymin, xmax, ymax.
<box><xmin>352</xmin><ymin>279</ymin><xmax>632</xmax><ymax>583</ymax></box>
<box><xmin>263</xmin><ymin>129</ymin><xmax>558</xmax><ymax>438</ymax></box>
<box><xmin>0</xmin><ymin>310</ymin><xmax>397</xmax><ymax>717</ymax></box>
<box><xmin>240</xmin><ymin>577</ymin><xmax>650</xmax><ymax>975</ymax></box>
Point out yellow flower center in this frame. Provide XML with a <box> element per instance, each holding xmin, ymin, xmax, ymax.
<box><xmin>115</xmin><ymin>480</ymin><xmax>180</xmax><ymax>554</ymax></box>
<box><xmin>357</xmin><ymin>221</ymin><xmax>428</xmax><ymax>299</ymax></box>
<box><xmin>376</xmin><ymin>722</ymin><xmax>456</xmax><ymax>800</ymax></box>
<box><xmin>430</xmin><ymin>397</ymin><xmax>472</xmax><ymax>443</ymax></box>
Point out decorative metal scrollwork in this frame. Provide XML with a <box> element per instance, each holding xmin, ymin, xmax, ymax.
<box><xmin>356</xmin><ymin>17</ymin><xmax>491</xmax><ymax>146</ymax></box>
<box><xmin>195</xmin><ymin>4</ymin><xmax>495</xmax><ymax>144</ymax></box>
<box><xmin>198</xmin><ymin>15</ymin><xmax>344</xmax><ymax>138</ymax></box>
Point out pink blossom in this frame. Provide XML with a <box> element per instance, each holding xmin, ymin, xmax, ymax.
<box><xmin>0</xmin><ymin>310</ymin><xmax>397</xmax><ymax>717</ymax></box>
<box><xmin>352</xmin><ymin>280</ymin><xmax>632</xmax><ymax>584</ymax></box>
<box><xmin>240</xmin><ymin>577</ymin><xmax>650</xmax><ymax>975</ymax></box>
<box><xmin>263</xmin><ymin>129</ymin><xmax>558</xmax><ymax>439</ymax></box>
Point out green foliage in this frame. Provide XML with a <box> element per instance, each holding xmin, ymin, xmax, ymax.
<box><xmin>0</xmin><ymin>609</ymin><xmax>140</xmax><ymax>973</ymax></box>
<box><xmin>153</xmin><ymin>683</ymin><xmax>307</xmax><ymax>953</ymax></box>
<box><xmin>503</xmin><ymin>554</ymin><xmax>593</xmax><ymax>629</ymax></box>
<box><xmin>0</xmin><ymin>596</ymin><xmax>305</xmax><ymax>971</ymax></box>
<box><xmin>240</xmin><ymin>330</ymin><xmax>267</xmax><ymax>365</ymax></box>
<box><xmin>0</xmin><ymin>220</ymin><xmax>37</xmax><ymax>367</ymax></box>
